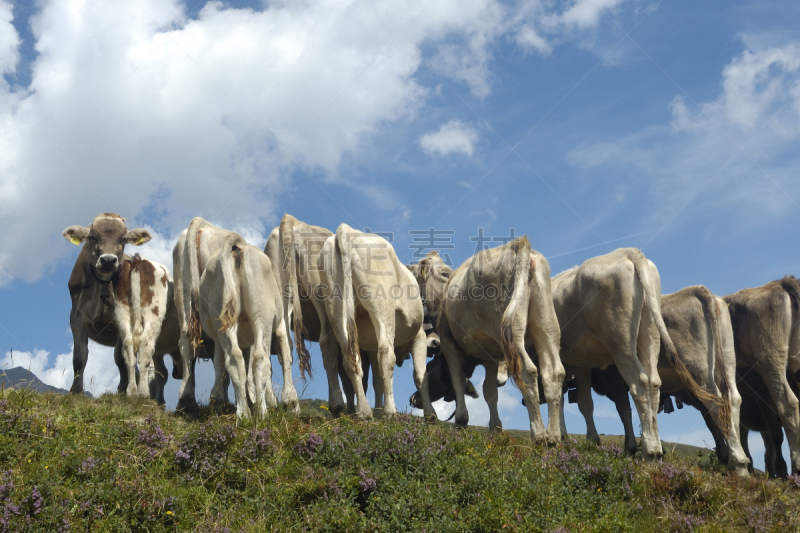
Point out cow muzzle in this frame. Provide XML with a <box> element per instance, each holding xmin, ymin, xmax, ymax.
<box><xmin>96</xmin><ymin>254</ymin><xmax>119</xmax><ymax>277</ymax></box>
<box><xmin>409</xmin><ymin>391</ymin><xmax>423</xmax><ymax>409</ymax></box>
<box><xmin>426</xmin><ymin>334</ymin><xmax>440</xmax><ymax>358</ymax></box>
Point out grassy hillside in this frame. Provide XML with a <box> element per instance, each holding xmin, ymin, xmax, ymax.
<box><xmin>1</xmin><ymin>389</ymin><xmax>798</xmax><ymax>532</ymax></box>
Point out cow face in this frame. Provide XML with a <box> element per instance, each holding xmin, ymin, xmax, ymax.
<box><xmin>63</xmin><ymin>213</ymin><xmax>152</xmax><ymax>281</ymax></box>
<box><xmin>426</xmin><ymin>332</ymin><xmax>440</xmax><ymax>358</ymax></box>
<box><xmin>412</xmin><ymin>251</ymin><xmax>452</xmax><ymax>319</ymax></box>
<box><xmin>409</xmin><ymin>351</ymin><xmax>478</xmax><ymax>409</ymax></box>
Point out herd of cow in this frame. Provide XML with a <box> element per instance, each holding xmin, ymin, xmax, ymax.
<box><xmin>62</xmin><ymin>213</ymin><xmax>800</xmax><ymax>479</ymax></box>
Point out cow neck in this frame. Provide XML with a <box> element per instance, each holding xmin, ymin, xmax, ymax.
<box><xmin>83</xmin><ymin>262</ymin><xmax>119</xmax><ymax>300</ymax></box>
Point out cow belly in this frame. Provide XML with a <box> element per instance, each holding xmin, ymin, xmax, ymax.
<box><xmin>87</xmin><ymin>321</ymin><xmax>118</xmax><ymax>348</ymax></box>
<box><xmin>656</xmin><ymin>365</ymin><xmax>684</xmax><ymax>394</ymax></box>
<box><xmin>460</xmin><ymin>329</ymin><xmax>503</xmax><ymax>361</ymax></box>
<box><xmin>559</xmin><ymin>336</ymin><xmax>612</xmax><ymax>369</ymax></box>
<box><xmin>236</xmin><ymin>322</ymin><xmax>256</xmax><ymax>348</ymax></box>
<box><xmin>355</xmin><ymin>316</ymin><xmax>379</xmax><ymax>351</ymax></box>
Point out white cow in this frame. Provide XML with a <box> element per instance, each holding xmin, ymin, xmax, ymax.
<box><xmin>318</xmin><ymin>223</ymin><xmax>434</xmax><ymax>419</ymax></box>
<box><xmin>173</xmin><ymin>217</ymin><xmax>299</xmax><ymax>413</ymax></box>
<box><xmin>113</xmin><ymin>256</ymin><xmax>171</xmax><ymax>402</ymax></box>
<box><xmin>197</xmin><ymin>233</ymin><xmax>293</xmax><ymax>419</ymax></box>
<box><xmin>413</xmin><ymin>238</ymin><xmax>565</xmax><ymax>443</ymax></box>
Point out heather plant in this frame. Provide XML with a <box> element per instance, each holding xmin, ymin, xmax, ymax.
<box><xmin>1</xmin><ymin>388</ymin><xmax>799</xmax><ymax>532</ymax></box>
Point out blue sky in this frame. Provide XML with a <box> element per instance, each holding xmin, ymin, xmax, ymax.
<box><xmin>2</xmin><ymin>0</ymin><xmax>800</xmax><ymax>471</ymax></box>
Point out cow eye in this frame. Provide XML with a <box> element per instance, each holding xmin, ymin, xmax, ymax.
<box><xmin>88</xmin><ymin>234</ymin><xmax>98</xmax><ymax>242</ymax></box>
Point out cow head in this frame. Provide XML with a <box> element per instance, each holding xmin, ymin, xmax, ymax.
<box><xmin>426</xmin><ymin>331</ymin><xmax>440</xmax><ymax>358</ymax></box>
<box><xmin>63</xmin><ymin>213</ymin><xmax>152</xmax><ymax>282</ymax></box>
<box><xmin>409</xmin><ymin>351</ymin><xmax>479</xmax><ymax>409</ymax></box>
<box><xmin>411</xmin><ymin>251</ymin><xmax>452</xmax><ymax>320</ymax></box>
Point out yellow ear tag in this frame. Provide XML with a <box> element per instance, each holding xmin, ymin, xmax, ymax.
<box><xmin>134</xmin><ymin>237</ymin><xmax>144</xmax><ymax>245</ymax></box>
<box><xmin>70</xmin><ymin>235</ymin><xmax>81</xmax><ymax>245</ymax></box>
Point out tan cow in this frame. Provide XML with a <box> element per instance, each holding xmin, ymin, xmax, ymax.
<box><xmin>318</xmin><ymin>223</ymin><xmax>433</xmax><ymax>419</ymax></box>
<box><xmin>63</xmin><ymin>213</ymin><xmax>185</xmax><ymax>398</ymax></box>
<box><xmin>197</xmin><ymin>233</ymin><xmax>292</xmax><ymax>419</ymax></box>
<box><xmin>725</xmin><ymin>276</ymin><xmax>800</xmax><ymax>475</ymax></box>
<box><xmin>113</xmin><ymin>256</ymin><xmax>171</xmax><ymax>401</ymax></box>
<box><xmin>572</xmin><ymin>285</ymin><xmax>748</xmax><ymax>475</ymax></box>
<box><xmin>173</xmin><ymin>217</ymin><xmax>299</xmax><ymax>414</ymax></box>
<box><xmin>414</xmin><ymin>238</ymin><xmax>565</xmax><ymax>443</ymax></box>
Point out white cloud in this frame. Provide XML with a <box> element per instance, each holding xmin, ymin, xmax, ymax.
<box><xmin>419</xmin><ymin>120</ymin><xmax>479</xmax><ymax>157</ymax></box>
<box><xmin>0</xmin><ymin>0</ymin><xmax>19</xmax><ymax>80</ymax></box>
<box><xmin>0</xmin><ymin>0</ymin><xmax>629</xmax><ymax>286</ymax></box>
<box><xmin>560</xmin><ymin>0</ymin><xmax>626</xmax><ymax>29</ymax></box>
<box><xmin>516</xmin><ymin>25</ymin><xmax>552</xmax><ymax>55</ymax></box>
<box><xmin>1</xmin><ymin>341</ymin><xmax>118</xmax><ymax>396</ymax></box>
<box><xmin>567</xmin><ymin>43</ymin><xmax>800</xmax><ymax>225</ymax></box>
<box><xmin>671</xmin><ymin>45</ymin><xmax>800</xmax><ymax>134</ymax></box>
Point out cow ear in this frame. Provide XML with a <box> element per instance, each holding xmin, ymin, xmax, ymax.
<box><xmin>125</xmin><ymin>228</ymin><xmax>152</xmax><ymax>246</ymax></box>
<box><xmin>63</xmin><ymin>225</ymin><xmax>90</xmax><ymax>245</ymax></box>
<box><xmin>417</xmin><ymin>258</ymin><xmax>429</xmax><ymax>278</ymax></box>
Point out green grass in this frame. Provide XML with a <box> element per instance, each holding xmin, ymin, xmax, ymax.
<box><xmin>1</xmin><ymin>389</ymin><xmax>798</xmax><ymax>532</ymax></box>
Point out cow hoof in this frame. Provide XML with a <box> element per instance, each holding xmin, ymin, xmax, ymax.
<box><xmin>455</xmin><ymin>417</ymin><xmax>468</xmax><ymax>429</ymax></box>
<box><xmin>423</xmin><ymin>413</ymin><xmax>438</xmax><ymax>424</ymax></box>
<box><xmin>489</xmin><ymin>424</ymin><xmax>503</xmax><ymax>433</ymax></box>
<box><xmin>353</xmin><ymin>409</ymin><xmax>373</xmax><ymax>421</ymax></box>
<box><xmin>329</xmin><ymin>404</ymin><xmax>344</xmax><ymax>418</ymax></box>
<box><xmin>210</xmin><ymin>399</ymin><xmax>235</xmax><ymax>415</ymax></box>
<box><xmin>643</xmin><ymin>451</ymin><xmax>663</xmax><ymax>462</ymax></box>
<box><xmin>409</xmin><ymin>392</ymin><xmax>422</xmax><ymax>409</ymax></box>
<box><xmin>284</xmin><ymin>401</ymin><xmax>300</xmax><ymax>415</ymax></box>
<box><xmin>175</xmin><ymin>398</ymin><xmax>200</xmax><ymax>419</ymax></box>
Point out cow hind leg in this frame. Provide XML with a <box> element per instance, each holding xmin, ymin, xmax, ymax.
<box><xmin>218</xmin><ymin>328</ymin><xmax>251</xmax><ymax>419</ymax></box>
<box><xmin>438</xmin><ymin>315</ymin><xmax>470</xmax><ymax>429</ymax></box>
<box><xmin>251</xmin><ymin>330</ymin><xmax>272</xmax><ymax>419</ymax></box>
<box><xmin>150</xmin><ymin>355</ymin><xmax>168</xmax><ymax>406</ymax></box>
<box><xmin>176</xmin><ymin>334</ymin><xmax>198</xmax><ymax>413</ymax></box>
<box><xmin>320</xmin><ymin>321</ymin><xmax>348</xmax><ymax>417</ymax></box>
<box><xmin>410</xmin><ymin>327</ymin><xmax>436</xmax><ymax>419</ymax></box>
<box><xmin>338</xmin><ymin>356</ymin><xmax>356</xmax><ymax>415</ymax></box>
<box><xmin>330</xmin><ymin>316</ymin><xmax>371</xmax><ymax>420</ymax></box>
<box><xmin>574</xmin><ymin>368</ymin><xmax>600</xmax><ymax>445</ymax></box>
<box><xmin>118</xmin><ymin>327</ymin><xmax>139</xmax><ymax>397</ymax></box>
<box><xmin>136</xmin><ymin>329</ymin><xmax>160</xmax><ymax>399</ymax></box>
<box><xmin>210</xmin><ymin>341</ymin><xmax>231</xmax><ymax>408</ymax></box>
<box><xmin>373</xmin><ymin>316</ymin><xmax>397</xmax><ymax>417</ymax></box>
<box><xmin>483</xmin><ymin>361</ymin><xmax>502</xmax><ymax>432</ymax></box>
<box><xmin>273</xmin><ymin>319</ymin><xmax>298</xmax><ymax>414</ymax></box>
<box><xmin>635</xmin><ymin>306</ymin><xmax>663</xmax><ymax>460</ymax></box>
<box><xmin>761</xmin><ymin>366</ymin><xmax>800</xmax><ymax>475</ymax></box>
<box><xmin>602</xmin><ymin>368</ymin><xmax>637</xmax><ymax>456</ymax></box>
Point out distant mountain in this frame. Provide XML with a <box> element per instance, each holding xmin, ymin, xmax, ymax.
<box><xmin>0</xmin><ymin>367</ymin><xmax>93</xmax><ymax>397</ymax></box>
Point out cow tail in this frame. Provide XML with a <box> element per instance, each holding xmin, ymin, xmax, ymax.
<box><xmin>337</xmin><ymin>225</ymin><xmax>361</xmax><ymax>375</ymax></box>
<box><xmin>130</xmin><ymin>258</ymin><xmax>144</xmax><ymax>352</ymax></box>
<box><xmin>632</xmin><ymin>253</ymin><xmax>728</xmax><ymax>418</ymax></box>
<box><xmin>218</xmin><ymin>232</ymin><xmax>245</xmax><ymax>331</ymax></box>
<box><xmin>780</xmin><ymin>276</ymin><xmax>800</xmax><ymax>315</ymax></box>
<box><xmin>186</xmin><ymin>217</ymin><xmax>206</xmax><ymax>350</ymax></box>
<box><xmin>281</xmin><ymin>215</ymin><xmax>311</xmax><ymax>380</ymax></box>
<box><xmin>693</xmin><ymin>286</ymin><xmax>732</xmax><ymax>437</ymax></box>
<box><xmin>499</xmin><ymin>236</ymin><xmax>531</xmax><ymax>388</ymax></box>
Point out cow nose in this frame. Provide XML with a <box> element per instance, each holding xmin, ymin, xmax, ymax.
<box><xmin>409</xmin><ymin>392</ymin><xmax>422</xmax><ymax>409</ymax></box>
<box><xmin>97</xmin><ymin>255</ymin><xmax>118</xmax><ymax>271</ymax></box>
<box><xmin>426</xmin><ymin>337</ymin><xmax>440</xmax><ymax>349</ymax></box>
